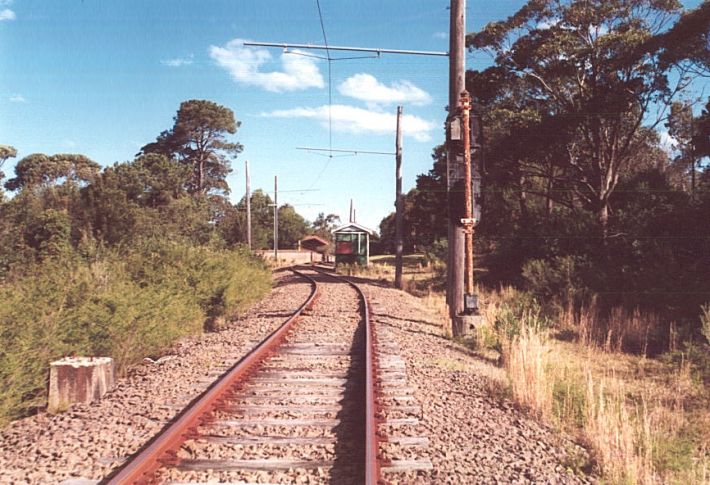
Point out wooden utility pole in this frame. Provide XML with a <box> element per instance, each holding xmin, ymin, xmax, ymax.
<box><xmin>394</xmin><ymin>106</ymin><xmax>404</xmax><ymax>290</ymax></box>
<box><xmin>273</xmin><ymin>175</ymin><xmax>278</xmax><ymax>261</ymax></box>
<box><xmin>447</xmin><ymin>0</ymin><xmax>467</xmax><ymax>336</ymax></box>
<box><xmin>245</xmin><ymin>160</ymin><xmax>252</xmax><ymax>250</ymax></box>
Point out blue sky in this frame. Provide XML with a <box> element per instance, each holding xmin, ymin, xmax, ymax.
<box><xmin>0</xmin><ymin>0</ymin><xmax>704</xmax><ymax>230</ymax></box>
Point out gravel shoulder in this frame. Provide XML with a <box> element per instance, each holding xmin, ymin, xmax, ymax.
<box><xmin>360</xmin><ymin>278</ymin><xmax>594</xmax><ymax>484</ymax></box>
<box><xmin>0</xmin><ymin>270</ymin><xmax>311</xmax><ymax>485</ymax></box>
<box><xmin>0</xmin><ymin>269</ymin><xmax>594</xmax><ymax>485</ymax></box>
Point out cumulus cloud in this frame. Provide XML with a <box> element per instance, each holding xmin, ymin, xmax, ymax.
<box><xmin>264</xmin><ymin>104</ymin><xmax>436</xmax><ymax>142</ymax></box>
<box><xmin>0</xmin><ymin>8</ymin><xmax>15</xmax><ymax>21</ymax></box>
<box><xmin>338</xmin><ymin>73</ymin><xmax>431</xmax><ymax>107</ymax></box>
<box><xmin>658</xmin><ymin>130</ymin><xmax>678</xmax><ymax>155</ymax></box>
<box><xmin>161</xmin><ymin>55</ymin><xmax>193</xmax><ymax>67</ymax></box>
<box><xmin>9</xmin><ymin>94</ymin><xmax>25</xmax><ymax>103</ymax></box>
<box><xmin>209</xmin><ymin>39</ymin><xmax>324</xmax><ymax>93</ymax></box>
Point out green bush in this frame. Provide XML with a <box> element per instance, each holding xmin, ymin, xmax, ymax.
<box><xmin>494</xmin><ymin>290</ymin><xmax>549</xmax><ymax>342</ymax></box>
<box><xmin>0</xmin><ymin>243</ymin><xmax>271</xmax><ymax>425</ymax></box>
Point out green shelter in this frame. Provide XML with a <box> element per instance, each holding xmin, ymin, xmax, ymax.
<box><xmin>332</xmin><ymin>222</ymin><xmax>375</xmax><ymax>266</ymax></box>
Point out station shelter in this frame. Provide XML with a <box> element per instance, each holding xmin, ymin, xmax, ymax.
<box><xmin>332</xmin><ymin>222</ymin><xmax>375</xmax><ymax>266</ymax></box>
<box><xmin>299</xmin><ymin>235</ymin><xmax>331</xmax><ymax>262</ymax></box>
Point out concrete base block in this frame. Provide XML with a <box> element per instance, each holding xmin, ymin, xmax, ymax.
<box><xmin>48</xmin><ymin>357</ymin><xmax>114</xmax><ymax>413</ymax></box>
<box><xmin>464</xmin><ymin>314</ymin><xmax>484</xmax><ymax>331</ymax></box>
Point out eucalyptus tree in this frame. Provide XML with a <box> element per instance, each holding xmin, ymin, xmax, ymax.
<box><xmin>467</xmin><ymin>0</ymin><xmax>695</xmax><ymax>236</ymax></box>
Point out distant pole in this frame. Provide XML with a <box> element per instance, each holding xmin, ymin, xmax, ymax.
<box><xmin>447</xmin><ymin>0</ymin><xmax>467</xmax><ymax>337</ymax></box>
<box><xmin>394</xmin><ymin>106</ymin><xmax>404</xmax><ymax>290</ymax></box>
<box><xmin>350</xmin><ymin>198</ymin><xmax>354</xmax><ymax>223</ymax></box>
<box><xmin>274</xmin><ymin>175</ymin><xmax>278</xmax><ymax>261</ymax></box>
<box><xmin>245</xmin><ymin>160</ymin><xmax>252</xmax><ymax>250</ymax></box>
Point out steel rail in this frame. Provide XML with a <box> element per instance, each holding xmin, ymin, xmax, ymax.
<box><xmin>309</xmin><ymin>265</ymin><xmax>380</xmax><ymax>484</ymax></box>
<box><xmin>102</xmin><ymin>267</ymin><xmax>319</xmax><ymax>485</ymax></box>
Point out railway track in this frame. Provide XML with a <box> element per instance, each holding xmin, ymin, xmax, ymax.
<box><xmin>103</xmin><ymin>265</ymin><xmax>431</xmax><ymax>485</ymax></box>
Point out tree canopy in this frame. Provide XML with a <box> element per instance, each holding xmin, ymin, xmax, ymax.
<box><xmin>467</xmin><ymin>0</ymin><xmax>694</xmax><ymax>233</ymax></box>
<box><xmin>140</xmin><ymin>100</ymin><xmax>243</xmax><ymax>196</ymax></box>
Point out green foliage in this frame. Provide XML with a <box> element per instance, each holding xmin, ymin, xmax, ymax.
<box><xmin>4</xmin><ymin>153</ymin><xmax>99</xmax><ymax>192</ymax></box>
<box><xmin>0</xmin><ymin>243</ymin><xmax>270</xmax><ymax>425</ymax></box>
<box><xmin>494</xmin><ymin>291</ymin><xmax>549</xmax><ymax>341</ymax></box>
<box><xmin>140</xmin><ymin>99</ymin><xmax>243</xmax><ymax>196</ymax></box>
<box><xmin>277</xmin><ymin>204</ymin><xmax>309</xmax><ymax>249</ymax></box>
<box><xmin>522</xmin><ymin>256</ymin><xmax>597</xmax><ymax>309</ymax></box>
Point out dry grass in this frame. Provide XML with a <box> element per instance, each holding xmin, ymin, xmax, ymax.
<box><xmin>352</xmin><ymin>256</ymin><xmax>710</xmax><ymax>483</ymax></box>
<box><xmin>490</xmin><ymin>294</ymin><xmax>710</xmax><ymax>484</ymax></box>
<box><xmin>501</xmin><ymin>316</ymin><xmax>553</xmax><ymax>419</ymax></box>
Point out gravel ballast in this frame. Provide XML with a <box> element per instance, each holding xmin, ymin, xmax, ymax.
<box><xmin>362</xmin><ymin>278</ymin><xmax>593</xmax><ymax>484</ymax></box>
<box><xmin>0</xmin><ymin>269</ymin><xmax>593</xmax><ymax>484</ymax></box>
<box><xmin>0</xmin><ymin>270</ymin><xmax>311</xmax><ymax>485</ymax></box>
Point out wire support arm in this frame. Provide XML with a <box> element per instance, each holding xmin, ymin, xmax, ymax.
<box><xmin>244</xmin><ymin>41</ymin><xmax>448</xmax><ymax>57</ymax></box>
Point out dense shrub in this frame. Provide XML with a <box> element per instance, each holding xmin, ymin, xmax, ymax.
<box><xmin>0</xmin><ymin>243</ymin><xmax>270</xmax><ymax>425</ymax></box>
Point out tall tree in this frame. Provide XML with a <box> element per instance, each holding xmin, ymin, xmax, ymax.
<box><xmin>311</xmin><ymin>212</ymin><xmax>341</xmax><ymax>241</ymax></box>
<box><xmin>0</xmin><ymin>145</ymin><xmax>17</xmax><ymax>200</ymax></box>
<box><xmin>4</xmin><ymin>153</ymin><xmax>99</xmax><ymax>192</ymax></box>
<box><xmin>277</xmin><ymin>204</ymin><xmax>309</xmax><ymax>249</ymax></box>
<box><xmin>468</xmin><ymin>0</ymin><xmax>693</xmax><ymax>235</ymax></box>
<box><xmin>0</xmin><ymin>145</ymin><xmax>16</xmax><ymax>178</ymax></box>
<box><xmin>140</xmin><ymin>100</ymin><xmax>243</xmax><ymax>196</ymax></box>
<box><xmin>666</xmin><ymin>101</ymin><xmax>701</xmax><ymax>192</ymax></box>
<box><xmin>693</xmin><ymin>98</ymin><xmax>710</xmax><ymax>159</ymax></box>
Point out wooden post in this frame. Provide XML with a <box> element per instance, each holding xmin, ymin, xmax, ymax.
<box><xmin>394</xmin><ymin>106</ymin><xmax>404</xmax><ymax>290</ymax></box>
<box><xmin>48</xmin><ymin>357</ymin><xmax>115</xmax><ymax>413</ymax></box>
<box><xmin>273</xmin><ymin>175</ymin><xmax>278</xmax><ymax>261</ymax></box>
<box><xmin>447</xmin><ymin>0</ymin><xmax>468</xmax><ymax>336</ymax></box>
<box><xmin>246</xmin><ymin>160</ymin><xmax>252</xmax><ymax>250</ymax></box>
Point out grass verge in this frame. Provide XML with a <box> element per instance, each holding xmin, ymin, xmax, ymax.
<box><xmin>0</xmin><ymin>241</ymin><xmax>271</xmax><ymax>426</ymax></box>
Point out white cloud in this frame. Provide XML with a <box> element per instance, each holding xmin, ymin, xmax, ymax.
<box><xmin>264</xmin><ymin>104</ymin><xmax>436</xmax><ymax>142</ymax></box>
<box><xmin>338</xmin><ymin>73</ymin><xmax>431</xmax><ymax>107</ymax></box>
<box><xmin>9</xmin><ymin>94</ymin><xmax>25</xmax><ymax>103</ymax></box>
<box><xmin>161</xmin><ymin>55</ymin><xmax>193</xmax><ymax>67</ymax></box>
<box><xmin>0</xmin><ymin>1</ymin><xmax>14</xmax><ymax>5</ymax></box>
<box><xmin>209</xmin><ymin>38</ymin><xmax>324</xmax><ymax>93</ymax></box>
<box><xmin>0</xmin><ymin>8</ymin><xmax>15</xmax><ymax>21</ymax></box>
<box><xmin>536</xmin><ymin>18</ymin><xmax>560</xmax><ymax>30</ymax></box>
<box><xmin>659</xmin><ymin>130</ymin><xmax>678</xmax><ymax>155</ymax></box>
<box><xmin>433</xmin><ymin>32</ymin><xmax>448</xmax><ymax>40</ymax></box>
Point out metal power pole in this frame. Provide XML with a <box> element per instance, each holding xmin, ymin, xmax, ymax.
<box><xmin>273</xmin><ymin>175</ymin><xmax>278</xmax><ymax>261</ymax></box>
<box><xmin>394</xmin><ymin>106</ymin><xmax>404</xmax><ymax>290</ymax></box>
<box><xmin>245</xmin><ymin>160</ymin><xmax>252</xmax><ymax>250</ymax></box>
<box><xmin>447</xmin><ymin>0</ymin><xmax>467</xmax><ymax>337</ymax></box>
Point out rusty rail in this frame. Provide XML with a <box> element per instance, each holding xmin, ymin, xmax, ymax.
<box><xmin>102</xmin><ymin>267</ymin><xmax>319</xmax><ymax>485</ymax></box>
<box><xmin>310</xmin><ymin>264</ymin><xmax>380</xmax><ymax>484</ymax></box>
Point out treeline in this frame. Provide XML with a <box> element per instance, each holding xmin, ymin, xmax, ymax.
<box><xmin>0</xmin><ymin>99</ymin><xmax>321</xmax><ymax>424</ymax></box>
<box><xmin>380</xmin><ymin>0</ymin><xmax>710</xmax><ymax>346</ymax></box>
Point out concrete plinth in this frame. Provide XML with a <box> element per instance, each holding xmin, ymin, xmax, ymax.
<box><xmin>48</xmin><ymin>357</ymin><xmax>115</xmax><ymax>413</ymax></box>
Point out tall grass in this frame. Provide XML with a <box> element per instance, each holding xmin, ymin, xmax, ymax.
<box><xmin>479</xmin><ymin>287</ymin><xmax>709</xmax><ymax>484</ymax></box>
<box><xmin>0</xmin><ymin>241</ymin><xmax>271</xmax><ymax>425</ymax></box>
<box><xmin>501</xmin><ymin>315</ymin><xmax>553</xmax><ymax>419</ymax></box>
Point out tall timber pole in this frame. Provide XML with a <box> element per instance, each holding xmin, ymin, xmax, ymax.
<box><xmin>273</xmin><ymin>175</ymin><xmax>278</xmax><ymax>262</ymax></box>
<box><xmin>394</xmin><ymin>106</ymin><xmax>404</xmax><ymax>290</ymax></box>
<box><xmin>245</xmin><ymin>160</ymin><xmax>252</xmax><ymax>250</ymax></box>
<box><xmin>447</xmin><ymin>0</ymin><xmax>467</xmax><ymax>336</ymax></box>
